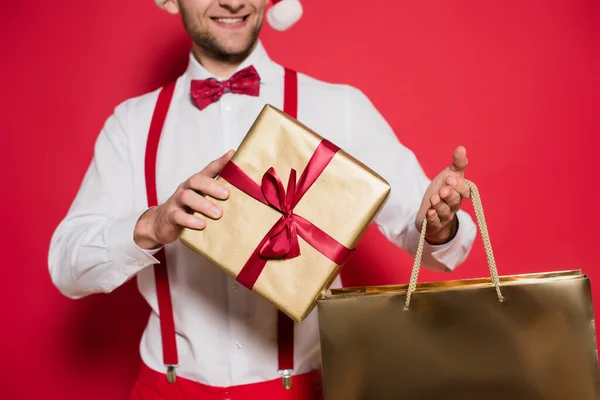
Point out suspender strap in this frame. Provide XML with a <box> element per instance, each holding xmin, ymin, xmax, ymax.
<box><xmin>144</xmin><ymin>69</ymin><xmax>298</xmax><ymax>387</ymax></box>
<box><xmin>283</xmin><ymin>67</ymin><xmax>298</xmax><ymax>119</ymax></box>
<box><xmin>144</xmin><ymin>82</ymin><xmax>179</xmax><ymax>383</ymax></box>
<box><xmin>277</xmin><ymin>68</ymin><xmax>297</xmax><ymax>389</ymax></box>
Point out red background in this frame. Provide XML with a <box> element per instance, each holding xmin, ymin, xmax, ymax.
<box><xmin>2</xmin><ymin>0</ymin><xmax>597</xmax><ymax>398</ymax></box>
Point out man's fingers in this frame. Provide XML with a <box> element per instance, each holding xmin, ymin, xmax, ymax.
<box><xmin>172</xmin><ymin>208</ymin><xmax>206</xmax><ymax>230</ymax></box>
<box><xmin>439</xmin><ymin>186</ymin><xmax>462</xmax><ymax>212</ymax></box>
<box><xmin>187</xmin><ymin>174</ymin><xmax>230</xmax><ymax>200</ymax></box>
<box><xmin>450</xmin><ymin>146</ymin><xmax>468</xmax><ymax>172</ymax></box>
<box><xmin>426</xmin><ymin>208</ymin><xmax>442</xmax><ymax>233</ymax></box>
<box><xmin>430</xmin><ymin>193</ymin><xmax>453</xmax><ymax>223</ymax></box>
<box><xmin>201</xmin><ymin>149</ymin><xmax>236</xmax><ymax>178</ymax></box>
<box><xmin>445</xmin><ymin>176</ymin><xmax>471</xmax><ymax>198</ymax></box>
<box><xmin>180</xmin><ymin>189</ymin><xmax>223</xmax><ymax>220</ymax></box>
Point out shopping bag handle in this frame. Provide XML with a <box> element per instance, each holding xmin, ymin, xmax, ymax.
<box><xmin>404</xmin><ymin>179</ymin><xmax>504</xmax><ymax>310</ymax></box>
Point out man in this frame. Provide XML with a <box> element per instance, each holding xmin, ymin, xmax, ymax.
<box><xmin>48</xmin><ymin>0</ymin><xmax>477</xmax><ymax>398</ymax></box>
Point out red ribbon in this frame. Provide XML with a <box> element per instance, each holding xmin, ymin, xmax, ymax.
<box><xmin>220</xmin><ymin>139</ymin><xmax>352</xmax><ymax>289</ymax></box>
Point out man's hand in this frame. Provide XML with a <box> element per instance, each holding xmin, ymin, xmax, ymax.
<box><xmin>134</xmin><ymin>150</ymin><xmax>235</xmax><ymax>249</ymax></box>
<box><xmin>416</xmin><ymin>146</ymin><xmax>471</xmax><ymax>245</ymax></box>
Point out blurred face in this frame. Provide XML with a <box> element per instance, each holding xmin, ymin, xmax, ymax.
<box><xmin>168</xmin><ymin>0</ymin><xmax>268</xmax><ymax>61</ymax></box>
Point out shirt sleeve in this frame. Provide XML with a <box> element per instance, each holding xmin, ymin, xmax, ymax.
<box><xmin>48</xmin><ymin>101</ymin><xmax>161</xmax><ymax>299</ymax></box>
<box><xmin>346</xmin><ymin>85</ymin><xmax>476</xmax><ymax>272</ymax></box>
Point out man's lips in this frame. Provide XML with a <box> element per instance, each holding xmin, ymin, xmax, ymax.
<box><xmin>210</xmin><ymin>15</ymin><xmax>250</xmax><ymax>29</ymax></box>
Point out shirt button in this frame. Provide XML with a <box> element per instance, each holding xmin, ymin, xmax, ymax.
<box><xmin>232</xmin><ymin>283</ymin><xmax>239</xmax><ymax>292</ymax></box>
<box><xmin>136</xmin><ymin>261</ymin><xmax>147</xmax><ymax>267</ymax></box>
<box><xmin>235</xmin><ymin>341</ymin><xmax>243</xmax><ymax>349</ymax></box>
<box><xmin>224</xmin><ymin>105</ymin><xmax>232</xmax><ymax>112</ymax></box>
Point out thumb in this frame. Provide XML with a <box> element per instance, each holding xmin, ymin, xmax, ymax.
<box><xmin>202</xmin><ymin>149</ymin><xmax>236</xmax><ymax>177</ymax></box>
<box><xmin>450</xmin><ymin>145</ymin><xmax>468</xmax><ymax>173</ymax></box>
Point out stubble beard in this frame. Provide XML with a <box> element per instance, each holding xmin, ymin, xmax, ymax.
<box><xmin>180</xmin><ymin>8</ymin><xmax>262</xmax><ymax>64</ymax></box>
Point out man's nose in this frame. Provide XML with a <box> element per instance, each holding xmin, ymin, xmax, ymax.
<box><xmin>218</xmin><ymin>0</ymin><xmax>246</xmax><ymax>14</ymax></box>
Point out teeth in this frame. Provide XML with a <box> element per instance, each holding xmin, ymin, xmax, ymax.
<box><xmin>215</xmin><ymin>17</ymin><xmax>244</xmax><ymax>24</ymax></box>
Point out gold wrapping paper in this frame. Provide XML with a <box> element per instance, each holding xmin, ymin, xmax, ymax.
<box><xmin>179</xmin><ymin>105</ymin><xmax>391</xmax><ymax>322</ymax></box>
<box><xmin>318</xmin><ymin>270</ymin><xmax>600</xmax><ymax>400</ymax></box>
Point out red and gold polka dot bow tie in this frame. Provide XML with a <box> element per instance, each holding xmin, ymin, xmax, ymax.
<box><xmin>190</xmin><ymin>65</ymin><xmax>261</xmax><ymax>110</ymax></box>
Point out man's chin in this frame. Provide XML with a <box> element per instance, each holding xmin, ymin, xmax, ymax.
<box><xmin>190</xmin><ymin>26</ymin><xmax>260</xmax><ymax>62</ymax></box>
<box><xmin>212</xmin><ymin>40</ymin><xmax>257</xmax><ymax>60</ymax></box>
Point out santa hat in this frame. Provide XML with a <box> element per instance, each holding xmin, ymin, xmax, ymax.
<box><xmin>267</xmin><ymin>0</ymin><xmax>303</xmax><ymax>31</ymax></box>
<box><xmin>154</xmin><ymin>0</ymin><xmax>303</xmax><ymax>31</ymax></box>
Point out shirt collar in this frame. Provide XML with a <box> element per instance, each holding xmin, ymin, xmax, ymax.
<box><xmin>184</xmin><ymin>40</ymin><xmax>282</xmax><ymax>84</ymax></box>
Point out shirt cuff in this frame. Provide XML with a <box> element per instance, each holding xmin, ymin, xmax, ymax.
<box><xmin>107</xmin><ymin>210</ymin><xmax>163</xmax><ymax>277</ymax></box>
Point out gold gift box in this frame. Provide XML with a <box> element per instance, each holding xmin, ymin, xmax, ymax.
<box><xmin>179</xmin><ymin>105</ymin><xmax>391</xmax><ymax>322</ymax></box>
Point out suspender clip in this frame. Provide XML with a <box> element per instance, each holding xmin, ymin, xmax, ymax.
<box><xmin>166</xmin><ymin>364</ymin><xmax>178</xmax><ymax>384</ymax></box>
<box><xmin>279</xmin><ymin>369</ymin><xmax>293</xmax><ymax>390</ymax></box>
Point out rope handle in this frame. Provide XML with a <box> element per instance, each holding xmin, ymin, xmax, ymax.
<box><xmin>404</xmin><ymin>179</ymin><xmax>504</xmax><ymax>310</ymax></box>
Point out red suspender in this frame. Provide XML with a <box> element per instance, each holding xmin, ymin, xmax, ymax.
<box><xmin>144</xmin><ymin>81</ymin><xmax>179</xmax><ymax>383</ymax></box>
<box><xmin>283</xmin><ymin>67</ymin><xmax>298</xmax><ymax>119</ymax></box>
<box><xmin>144</xmin><ymin>69</ymin><xmax>298</xmax><ymax>387</ymax></box>
<box><xmin>277</xmin><ymin>68</ymin><xmax>297</xmax><ymax>390</ymax></box>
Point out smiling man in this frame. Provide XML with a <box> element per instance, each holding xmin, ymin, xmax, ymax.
<box><xmin>48</xmin><ymin>0</ymin><xmax>477</xmax><ymax>398</ymax></box>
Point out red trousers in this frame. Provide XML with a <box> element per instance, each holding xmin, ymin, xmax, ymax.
<box><xmin>130</xmin><ymin>363</ymin><xmax>324</xmax><ymax>400</ymax></box>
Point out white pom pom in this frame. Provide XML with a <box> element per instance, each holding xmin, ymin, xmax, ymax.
<box><xmin>267</xmin><ymin>0</ymin><xmax>303</xmax><ymax>31</ymax></box>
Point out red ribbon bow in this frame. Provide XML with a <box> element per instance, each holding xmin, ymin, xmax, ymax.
<box><xmin>190</xmin><ymin>65</ymin><xmax>261</xmax><ymax>110</ymax></box>
<box><xmin>220</xmin><ymin>139</ymin><xmax>352</xmax><ymax>289</ymax></box>
<box><xmin>259</xmin><ymin>168</ymin><xmax>301</xmax><ymax>259</ymax></box>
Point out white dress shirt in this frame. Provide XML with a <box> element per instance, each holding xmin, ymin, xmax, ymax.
<box><xmin>48</xmin><ymin>41</ymin><xmax>476</xmax><ymax>387</ymax></box>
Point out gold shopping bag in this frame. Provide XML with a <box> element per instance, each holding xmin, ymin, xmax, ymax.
<box><xmin>317</xmin><ymin>180</ymin><xmax>599</xmax><ymax>400</ymax></box>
